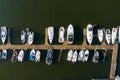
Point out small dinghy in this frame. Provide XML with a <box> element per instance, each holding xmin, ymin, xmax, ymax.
<box><xmin>28</xmin><ymin>31</ymin><xmax>34</xmax><ymax>45</ymax></box>
<box><xmin>1</xmin><ymin>26</ymin><xmax>7</xmax><ymax>44</ymax></box>
<box><xmin>48</xmin><ymin>27</ymin><xmax>54</xmax><ymax>44</ymax></box>
<box><xmin>29</xmin><ymin>49</ymin><xmax>35</xmax><ymax>61</ymax></box>
<box><xmin>67</xmin><ymin>24</ymin><xmax>74</xmax><ymax>44</ymax></box>
<box><xmin>112</xmin><ymin>27</ymin><xmax>117</xmax><ymax>44</ymax></box>
<box><xmin>18</xmin><ymin>50</ymin><xmax>24</xmax><ymax>62</ymax></box>
<box><xmin>35</xmin><ymin>50</ymin><xmax>41</xmax><ymax>62</ymax></box>
<box><xmin>71</xmin><ymin>50</ymin><xmax>78</xmax><ymax>64</ymax></box>
<box><xmin>58</xmin><ymin>26</ymin><xmax>65</xmax><ymax>43</ymax></box>
<box><xmin>78</xmin><ymin>50</ymin><xmax>84</xmax><ymax>62</ymax></box>
<box><xmin>83</xmin><ymin>50</ymin><xmax>89</xmax><ymax>62</ymax></box>
<box><xmin>86</xmin><ymin>24</ymin><xmax>93</xmax><ymax>45</ymax></box>
<box><xmin>105</xmin><ymin>29</ymin><xmax>111</xmax><ymax>45</ymax></box>
<box><xmin>92</xmin><ymin>51</ymin><xmax>99</xmax><ymax>63</ymax></box>
<box><xmin>67</xmin><ymin>50</ymin><xmax>73</xmax><ymax>61</ymax></box>
<box><xmin>11</xmin><ymin>50</ymin><xmax>18</xmax><ymax>63</ymax></box>
<box><xmin>21</xmin><ymin>30</ymin><xmax>26</xmax><ymax>44</ymax></box>
<box><xmin>46</xmin><ymin>49</ymin><xmax>53</xmax><ymax>65</ymax></box>
<box><xmin>1</xmin><ymin>49</ymin><xmax>7</xmax><ymax>60</ymax></box>
<box><xmin>98</xmin><ymin>28</ymin><xmax>104</xmax><ymax>43</ymax></box>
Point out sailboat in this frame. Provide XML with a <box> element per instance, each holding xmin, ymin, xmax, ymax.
<box><xmin>46</xmin><ymin>49</ymin><xmax>53</xmax><ymax>65</ymax></box>
<box><xmin>28</xmin><ymin>31</ymin><xmax>34</xmax><ymax>45</ymax></box>
<box><xmin>92</xmin><ymin>51</ymin><xmax>99</xmax><ymax>63</ymax></box>
<box><xmin>1</xmin><ymin>26</ymin><xmax>7</xmax><ymax>44</ymax></box>
<box><xmin>18</xmin><ymin>50</ymin><xmax>24</xmax><ymax>62</ymax></box>
<box><xmin>58</xmin><ymin>26</ymin><xmax>65</xmax><ymax>43</ymax></box>
<box><xmin>83</xmin><ymin>50</ymin><xmax>89</xmax><ymax>62</ymax></box>
<box><xmin>48</xmin><ymin>27</ymin><xmax>54</xmax><ymax>44</ymax></box>
<box><xmin>21</xmin><ymin>30</ymin><xmax>26</xmax><ymax>44</ymax></box>
<box><xmin>105</xmin><ymin>29</ymin><xmax>111</xmax><ymax>45</ymax></box>
<box><xmin>71</xmin><ymin>50</ymin><xmax>78</xmax><ymax>64</ymax></box>
<box><xmin>78</xmin><ymin>50</ymin><xmax>84</xmax><ymax>62</ymax></box>
<box><xmin>1</xmin><ymin>49</ymin><xmax>7</xmax><ymax>60</ymax></box>
<box><xmin>111</xmin><ymin>27</ymin><xmax>117</xmax><ymax>44</ymax></box>
<box><xmin>67</xmin><ymin>50</ymin><xmax>73</xmax><ymax>61</ymax></box>
<box><xmin>86</xmin><ymin>24</ymin><xmax>93</xmax><ymax>45</ymax></box>
<box><xmin>35</xmin><ymin>50</ymin><xmax>41</xmax><ymax>62</ymax></box>
<box><xmin>29</xmin><ymin>49</ymin><xmax>35</xmax><ymax>61</ymax></box>
<box><xmin>98</xmin><ymin>28</ymin><xmax>104</xmax><ymax>43</ymax></box>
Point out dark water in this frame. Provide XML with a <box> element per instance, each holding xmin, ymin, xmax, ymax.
<box><xmin>0</xmin><ymin>0</ymin><xmax>120</xmax><ymax>80</ymax></box>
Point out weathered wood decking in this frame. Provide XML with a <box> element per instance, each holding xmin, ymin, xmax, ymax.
<box><xmin>1</xmin><ymin>28</ymin><xmax>118</xmax><ymax>80</ymax></box>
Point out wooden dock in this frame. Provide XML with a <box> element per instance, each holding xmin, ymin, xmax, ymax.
<box><xmin>1</xmin><ymin>28</ymin><xmax>118</xmax><ymax>80</ymax></box>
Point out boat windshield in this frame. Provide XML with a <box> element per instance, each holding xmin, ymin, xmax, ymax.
<box><xmin>107</xmin><ymin>30</ymin><xmax>110</xmax><ymax>34</ymax></box>
<box><xmin>89</xmin><ymin>28</ymin><xmax>93</xmax><ymax>31</ymax></box>
<box><xmin>68</xmin><ymin>35</ymin><xmax>73</xmax><ymax>41</ymax></box>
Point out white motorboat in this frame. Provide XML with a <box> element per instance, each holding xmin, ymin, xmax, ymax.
<box><xmin>35</xmin><ymin>50</ymin><xmax>41</xmax><ymax>62</ymax></box>
<box><xmin>58</xmin><ymin>26</ymin><xmax>65</xmax><ymax>43</ymax></box>
<box><xmin>86</xmin><ymin>24</ymin><xmax>93</xmax><ymax>45</ymax></box>
<box><xmin>83</xmin><ymin>50</ymin><xmax>89</xmax><ymax>62</ymax></box>
<box><xmin>112</xmin><ymin>27</ymin><xmax>117</xmax><ymax>44</ymax></box>
<box><xmin>78</xmin><ymin>50</ymin><xmax>84</xmax><ymax>61</ymax></box>
<box><xmin>118</xmin><ymin>26</ymin><xmax>120</xmax><ymax>43</ymax></box>
<box><xmin>67</xmin><ymin>24</ymin><xmax>74</xmax><ymax>44</ymax></box>
<box><xmin>67</xmin><ymin>50</ymin><xmax>73</xmax><ymax>61</ymax></box>
<box><xmin>98</xmin><ymin>28</ymin><xmax>104</xmax><ymax>43</ymax></box>
<box><xmin>46</xmin><ymin>49</ymin><xmax>53</xmax><ymax>65</ymax></box>
<box><xmin>18</xmin><ymin>50</ymin><xmax>24</xmax><ymax>62</ymax></box>
<box><xmin>29</xmin><ymin>49</ymin><xmax>35</xmax><ymax>61</ymax></box>
<box><xmin>71</xmin><ymin>50</ymin><xmax>78</xmax><ymax>64</ymax></box>
<box><xmin>28</xmin><ymin>31</ymin><xmax>34</xmax><ymax>45</ymax></box>
<box><xmin>1</xmin><ymin>49</ymin><xmax>7</xmax><ymax>60</ymax></box>
<box><xmin>115</xmin><ymin>75</ymin><xmax>120</xmax><ymax>80</ymax></box>
<box><xmin>1</xmin><ymin>26</ymin><xmax>7</xmax><ymax>44</ymax></box>
<box><xmin>105</xmin><ymin>29</ymin><xmax>111</xmax><ymax>45</ymax></box>
<box><xmin>48</xmin><ymin>27</ymin><xmax>54</xmax><ymax>44</ymax></box>
<box><xmin>92</xmin><ymin>51</ymin><xmax>99</xmax><ymax>63</ymax></box>
<box><xmin>21</xmin><ymin>30</ymin><xmax>26</xmax><ymax>44</ymax></box>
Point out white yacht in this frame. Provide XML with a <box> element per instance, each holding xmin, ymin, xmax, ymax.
<box><xmin>92</xmin><ymin>51</ymin><xmax>99</xmax><ymax>63</ymax></box>
<box><xmin>67</xmin><ymin>24</ymin><xmax>74</xmax><ymax>44</ymax></box>
<box><xmin>46</xmin><ymin>49</ymin><xmax>53</xmax><ymax>65</ymax></box>
<box><xmin>105</xmin><ymin>29</ymin><xmax>111</xmax><ymax>45</ymax></box>
<box><xmin>1</xmin><ymin>26</ymin><xmax>7</xmax><ymax>44</ymax></box>
<box><xmin>48</xmin><ymin>27</ymin><xmax>54</xmax><ymax>44</ymax></box>
<box><xmin>78</xmin><ymin>50</ymin><xmax>84</xmax><ymax>62</ymax></box>
<box><xmin>35</xmin><ymin>50</ymin><xmax>41</xmax><ymax>62</ymax></box>
<box><xmin>28</xmin><ymin>31</ymin><xmax>34</xmax><ymax>45</ymax></box>
<box><xmin>58</xmin><ymin>26</ymin><xmax>65</xmax><ymax>43</ymax></box>
<box><xmin>21</xmin><ymin>30</ymin><xmax>26</xmax><ymax>44</ymax></box>
<box><xmin>71</xmin><ymin>50</ymin><xmax>78</xmax><ymax>64</ymax></box>
<box><xmin>29</xmin><ymin>49</ymin><xmax>35</xmax><ymax>61</ymax></box>
<box><xmin>86</xmin><ymin>24</ymin><xmax>93</xmax><ymax>45</ymax></box>
<box><xmin>67</xmin><ymin>50</ymin><xmax>73</xmax><ymax>61</ymax></box>
<box><xmin>1</xmin><ymin>49</ymin><xmax>7</xmax><ymax>60</ymax></box>
<box><xmin>98</xmin><ymin>28</ymin><xmax>104</xmax><ymax>43</ymax></box>
<box><xmin>112</xmin><ymin>27</ymin><xmax>117</xmax><ymax>44</ymax></box>
<box><xmin>18</xmin><ymin>50</ymin><xmax>24</xmax><ymax>62</ymax></box>
<box><xmin>83</xmin><ymin>50</ymin><xmax>89</xmax><ymax>62</ymax></box>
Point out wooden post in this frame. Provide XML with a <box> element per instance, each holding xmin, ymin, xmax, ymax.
<box><xmin>109</xmin><ymin>44</ymin><xmax>118</xmax><ymax>80</ymax></box>
<box><xmin>82</xmin><ymin>28</ymin><xmax>87</xmax><ymax>45</ymax></box>
<box><xmin>7</xmin><ymin>28</ymin><xmax>11</xmax><ymax>45</ymax></box>
<box><xmin>58</xmin><ymin>49</ymin><xmax>62</xmax><ymax>62</ymax></box>
<box><xmin>44</xmin><ymin>28</ymin><xmax>48</xmax><ymax>45</ymax></box>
